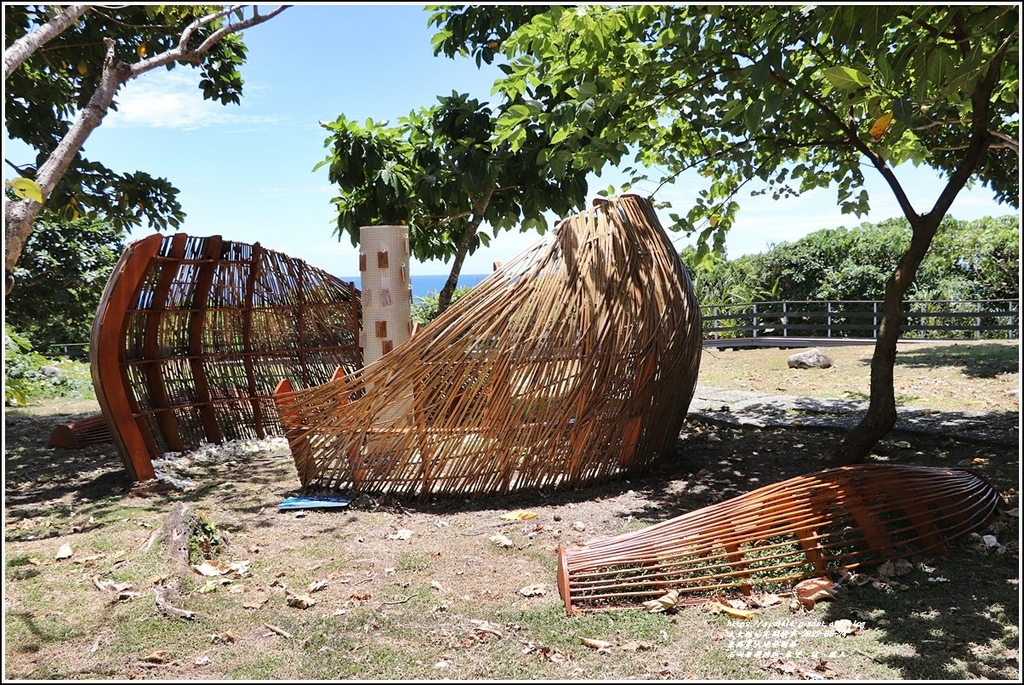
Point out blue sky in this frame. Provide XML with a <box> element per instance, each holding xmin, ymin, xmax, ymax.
<box><xmin>6</xmin><ymin>3</ymin><xmax>1016</xmax><ymax>277</ymax></box>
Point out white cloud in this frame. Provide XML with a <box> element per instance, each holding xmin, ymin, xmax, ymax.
<box><xmin>104</xmin><ymin>71</ymin><xmax>278</xmax><ymax>131</ymax></box>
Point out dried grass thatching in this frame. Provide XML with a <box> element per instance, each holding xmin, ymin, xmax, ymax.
<box><xmin>91</xmin><ymin>233</ymin><xmax>361</xmax><ymax>481</ymax></box>
<box><xmin>274</xmin><ymin>194</ymin><xmax>704</xmax><ymax>498</ymax></box>
<box><xmin>556</xmin><ymin>464</ymin><xmax>1003</xmax><ymax>612</ymax></box>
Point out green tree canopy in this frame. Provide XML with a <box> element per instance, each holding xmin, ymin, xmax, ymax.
<box><xmin>317</xmin><ymin>91</ymin><xmax>590</xmax><ymax>311</ymax></box>
<box><xmin>4</xmin><ymin>4</ymin><xmax>287</xmax><ymax>291</ymax></box>
<box><xmin>429</xmin><ymin>4</ymin><xmax>1019</xmax><ymax>464</ymax></box>
<box><xmin>683</xmin><ymin>213</ymin><xmax>1020</xmax><ymax>305</ymax></box>
<box><xmin>5</xmin><ymin>213</ymin><xmax>125</xmax><ymax>353</ymax></box>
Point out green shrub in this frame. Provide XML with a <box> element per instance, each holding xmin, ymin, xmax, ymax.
<box><xmin>410</xmin><ymin>286</ymin><xmax>472</xmax><ymax>325</ymax></box>
<box><xmin>4</xmin><ymin>325</ymin><xmax>94</xmax><ymax>406</ymax></box>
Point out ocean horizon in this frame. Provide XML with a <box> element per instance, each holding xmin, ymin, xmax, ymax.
<box><xmin>341</xmin><ymin>273</ymin><xmax>489</xmax><ymax>301</ymax></box>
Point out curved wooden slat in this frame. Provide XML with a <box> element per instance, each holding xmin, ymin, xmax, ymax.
<box><xmin>91</xmin><ymin>234</ymin><xmax>164</xmax><ymax>481</ymax></box>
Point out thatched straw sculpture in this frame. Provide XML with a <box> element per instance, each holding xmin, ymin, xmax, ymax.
<box><xmin>556</xmin><ymin>464</ymin><xmax>1003</xmax><ymax>613</ymax></box>
<box><xmin>274</xmin><ymin>194</ymin><xmax>704</xmax><ymax>498</ymax></box>
<box><xmin>91</xmin><ymin>233</ymin><xmax>362</xmax><ymax>481</ymax></box>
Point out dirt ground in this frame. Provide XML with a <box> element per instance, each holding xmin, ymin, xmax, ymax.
<box><xmin>3</xmin><ymin>341</ymin><xmax>1020</xmax><ymax>680</ymax></box>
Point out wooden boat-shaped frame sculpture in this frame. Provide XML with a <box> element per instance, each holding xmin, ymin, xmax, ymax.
<box><xmin>274</xmin><ymin>194</ymin><xmax>704</xmax><ymax>498</ymax></box>
<box><xmin>91</xmin><ymin>233</ymin><xmax>362</xmax><ymax>482</ymax></box>
<box><xmin>556</xmin><ymin>464</ymin><xmax>1003</xmax><ymax>613</ymax></box>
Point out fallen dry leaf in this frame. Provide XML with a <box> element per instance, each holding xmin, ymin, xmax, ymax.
<box><xmin>642</xmin><ymin>589</ymin><xmax>679</xmax><ymax>613</ymax></box>
<box><xmin>519</xmin><ymin>583</ymin><xmax>546</xmax><ymax>597</ymax></box>
<box><xmin>142</xmin><ymin>650</ymin><xmax>167</xmax><ymax>664</ymax></box>
<box><xmin>470</xmin><ymin>619</ymin><xmax>505</xmax><ymax>638</ymax></box>
<box><xmin>794</xmin><ymin>577</ymin><xmax>837</xmax><ymax>609</ymax></box>
<box><xmin>286</xmin><ymin>591</ymin><xmax>316</xmax><ymax>609</ymax></box>
<box><xmin>580</xmin><ymin>636</ymin><xmax>614</xmax><ymax>652</ymax></box>
<box><xmin>500</xmin><ymin>510</ymin><xmax>538</xmax><ymax>521</ymax></box>
<box><xmin>718</xmin><ymin>602</ymin><xmax>756</xmax><ymax>619</ymax></box>
<box><xmin>619</xmin><ymin>640</ymin><xmax>655</xmax><ymax>652</ymax></box>
<box><xmin>489</xmin><ymin>534</ymin><xmax>514</xmax><ymax>548</ymax></box>
<box><xmin>749</xmin><ymin>592</ymin><xmax>782</xmax><ymax>607</ymax></box>
<box><xmin>832</xmin><ymin>618</ymin><xmax>859</xmax><ymax>636</ymax></box>
<box><xmin>523</xmin><ymin>641</ymin><xmax>567</xmax><ymax>663</ymax></box>
<box><xmin>193</xmin><ymin>560</ymin><xmax>231</xmax><ymax>577</ymax></box>
<box><xmin>242</xmin><ymin>591</ymin><xmax>270</xmax><ymax>609</ymax></box>
<box><xmin>229</xmin><ymin>560</ymin><xmax>252</xmax><ymax>577</ymax></box>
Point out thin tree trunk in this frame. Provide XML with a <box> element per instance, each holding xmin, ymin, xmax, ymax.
<box><xmin>437</xmin><ymin>183</ymin><xmax>496</xmax><ymax>314</ymax></box>
<box><xmin>826</xmin><ymin>215</ymin><xmax>941</xmax><ymax>465</ymax></box>
<box><xmin>827</xmin><ymin>15</ymin><xmax>1006</xmax><ymax>465</ymax></box>
<box><xmin>4</xmin><ymin>37</ymin><xmax>126</xmax><ymax>286</ymax></box>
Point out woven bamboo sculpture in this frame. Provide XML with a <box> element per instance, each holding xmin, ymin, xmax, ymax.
<box><xmin>91</xmin><ymin>233</ymin><xmax>362</xmax><ymax>482</ymax></box>
<box><xmin>274</xmin><ymin>194</ymin><xmax>704</xmax><ymax>498</ymax></box>
<box><xmin>556</xmin><ymin>464</ymin><xmax>1003</xmax><ymax>613</ymax></box>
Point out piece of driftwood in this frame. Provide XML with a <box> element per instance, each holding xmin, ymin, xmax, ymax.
<box><xmin>556</xmin><ymin>464</ymin><xmax>1003</xmax><ymax>613</ymax></box>
<box><xmin>153</xmin><ymin>585</ymin><xmax>199</xmax><ymax>621</ymax></box>
<box><xmin>90</xmin><ymin>233</ymin><xmax>362</xmax><ymax>482</ymax></box>
<box><xmin>274</xmin><ymin>194</ymin><xmax>703</xmax><ymax>498</ymax></box>
<box><xmin>161</xmin><ymin>501</ymin><xmax>198</xmax><ymax>576</ymax></box>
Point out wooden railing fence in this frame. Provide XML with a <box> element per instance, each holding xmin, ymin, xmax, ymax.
<box><xmin>701</xmin><ymin>299</ymin><xmax>1019</xmax><ymax>346</ymax></box>
<box><xmin>46</xmin><ymin>299</ymin><xmax>1021</xmax><ymax>357</ymax></box>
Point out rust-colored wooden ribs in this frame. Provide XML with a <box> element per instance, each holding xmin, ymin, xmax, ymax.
<box><xmin>273</xmin><ymin>194</ymin><xmax>704</xmax><ymax>498</ymax></box>
<box><xmin>556</xmin><ymin>464</ymin><xmax>1003</xmax><ymax>613</ymax></box>
<box><xmin>90</xmin><ymin>234</ymin><xmax>362</xmax><ymax>482</ymax></box>
<box><xmin>48</xmin><ymin>413</ymin><xmax>113</xmax><ymax>449</ymax></box>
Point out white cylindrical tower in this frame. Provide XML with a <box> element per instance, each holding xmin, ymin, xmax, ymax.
<box><xmin>359</xmin><ymin>225</ymin><xmax>414</xmax><ymax>367</ymax></box>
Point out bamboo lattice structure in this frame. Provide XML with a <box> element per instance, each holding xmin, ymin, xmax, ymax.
<box><xmin>274</xmin><ymin>194</ymin><xmax>704</xmax><ymax>498</ymax></box>
<box><xmin>91</xmin><ymin>233</ymin><xmax>362</xmax><ymax>482</ymax></box>
<box><xmin>556</xmin><ymin>464</ymin><xmax>1003</xmax><ymax>613</ymax></box>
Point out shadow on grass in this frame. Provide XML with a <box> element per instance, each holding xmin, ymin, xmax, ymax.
<box><xmin>5</xmin><ymin>400</ymin><xmax>1019</xmax><ymax>679</ymax></box>
<box><xmin>3</xmin><ymin>414</ymin><xmax>138</xmax><ymax>535</ymax></box>
<box><xmin>893</xmin><ymin>341</ymin><xmax>1020</xmax><ymax>379</ymax></box>
<box><xmin>817</xmin><ymin>541</ymin><xmax>1019</xmax><ymax>680</ymax></box>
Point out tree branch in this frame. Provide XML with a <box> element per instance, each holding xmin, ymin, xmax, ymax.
<box><xmin>924</xmin><ymin>20</ymin><xmax>1015</xmax><ymax>221</ymax></box>
<box><xmin>131</xmin><ymin>5</ymin><xmax>290</xmax><ymax>74</ymax></box>
<box><xmin>4</xmin><ymin>5</ymin><xmax>91</xmax><ymax>79</ymax></box>
<box><xmin>765</xmin><ymin>67</ymin><xmax>921</xmax><ymax>221</ymax></box>
<box><xmin>4</xmin><ymin>4</ymin><xmax>290</xmax><ymax>285</ymax></box>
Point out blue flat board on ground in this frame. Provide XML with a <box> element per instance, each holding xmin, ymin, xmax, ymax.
<box><xmin>278</xmin><ymin>495</ymin><xmax>351</xmax><ymax>510</ymax></box>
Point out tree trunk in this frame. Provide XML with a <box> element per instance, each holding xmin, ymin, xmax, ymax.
<box><xmin>4</xmin><ymin>38</ymin><xmax>128</xmax><ymax>291</ymax></box>
<box><xmin>437</xmin><ymin>183</ymin><xmax>496</xmax><ymax>314</ymax></box>
<box><xmin>826</xmin><ymin>213</ymin><xmax>943</xmax><ymax>465</ymax></box>
<box><xmin>827</xmin><ymin>12</ymin><xmax>1006</xmax><ymax>465</ymax></box>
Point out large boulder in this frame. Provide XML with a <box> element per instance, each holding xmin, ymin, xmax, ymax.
<box><xmin>788</xmin><ymin>348</ymin><xmax>833</xmax><ymax>369</ymax></box>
